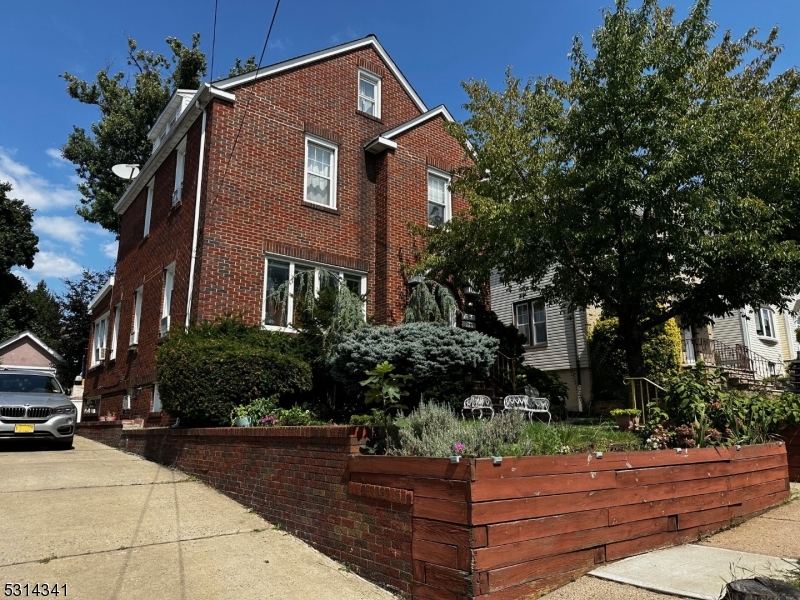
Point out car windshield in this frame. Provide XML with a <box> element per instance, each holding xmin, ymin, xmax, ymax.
<box><xmin>0</xmin><ymin>373</ymin><xmax>63</xmax><ymax>394</ymax></box>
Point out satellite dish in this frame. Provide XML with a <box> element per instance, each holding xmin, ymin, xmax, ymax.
<box><xmin>111</xmin><ymin>164</ymin><xmax>140</xmax><ymax>180</ymax></box>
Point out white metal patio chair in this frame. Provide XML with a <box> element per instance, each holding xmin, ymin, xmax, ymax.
<box><xmin>461</xmin><ymin>395</ymin><xmax>494</xmax><ymax>420</ymax></box>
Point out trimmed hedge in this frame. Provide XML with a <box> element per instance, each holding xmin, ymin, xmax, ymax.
<box><xmin>156</xmin><ymin>320</ymin><xmax>312</xmax><ymax>426</ymax></box>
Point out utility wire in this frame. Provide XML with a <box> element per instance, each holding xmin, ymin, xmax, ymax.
<box><xmin>209</xmin><ymin>0</ymin><xmax>219</xmax><ymax>82</ymax></box>
<box><xmin>207</xmin><ymin>0</ymin><xmax>282</xmax><ymax>210</ymax></box>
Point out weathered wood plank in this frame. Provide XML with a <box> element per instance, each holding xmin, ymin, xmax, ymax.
<box><xmin>413</xmin><ymin>518</ymin><xmax>471</xmax><ymax>547</ymax></box>
<box><xmin>424</xmin><ymin>564</ymin><xmax>472</xmax><ymax>595</ymax></box>
<box><xmin>412</xmin><ymin>538</ymin><xmax>460</xmax><ymax>568</ymax></box>
<box><xmin>486</xmin><ymin>548</ymin><xmax>597</xmax><ymax>592</ymax></box>
<box><xmin>730</xmin><ymin>467</ymin><xmax>788</xmax><ymax>490</ymax></box>
<box><xmin>728</xmin><ymin>444</ymin><xmax>786</xmax><ymax>461</ymax></box>
<box><xmin>678</xmin><ymin>506</ymin><xmax>734</xmax><ymax>530</ymax></box>
<box><xmin>471</xmin><ymin>478</ymin><xmax>730</xmax><ymax>525</ymax></box>
<box><xmin>473</xmin><ymin>518</ymin><xmax>668</xmax><ymax>570</ymax></box>
<box><xmin>351</xmin><ymin>472</ymin><xmax>469</xmax><ymax>500</ymax></box>
<box><xmin>414</xmin><ymin>497</ymin><xmax>469</xmax><ymax>524</ymax></box>
<box><xmin>348</xmin><ymin>455</ymin><xmax>472</xmax><ymax>480</ymax></box>
<box><xmin>486</xmin><ymin>509</ymin><xmax>609</xmax><ymax>547</ymax></box>
<box><xmin>471</xmin><ymin>471</ymin><xmax>616</xmax><ymax>502</ymax></box>
<box><xmin>608</xmin><ymin>489</ymin><xmax>743</xmax><ymax>525</ymax></box>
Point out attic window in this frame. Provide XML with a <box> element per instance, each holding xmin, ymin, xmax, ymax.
<box><xmin>358</xmin><ymin>70</ymin><xmax>381</xmax><ymax>118</ymax></box>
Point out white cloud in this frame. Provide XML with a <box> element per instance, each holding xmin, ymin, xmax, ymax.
<box><xmin>34</xmin><ymin>215</ymin><xmax>92</xmax><ymax>250</ymax></box>
<box><xmin>0</xmin><ymin>148</ymin><xmax>78</xmax><ymax>211</ymax></box>
<box><xmin>21</xmin><ymin>251</ymin><xmax>83</xmax><ymax>279</ymax></box>
<box><xmin>101</xmin><ymin>240</ymin><xmax>118</xmax><ymax>259</ymax></box>
<box><xmin>10</xmin><ymin>270</ymin><xmax>34</xmax><ymax>288</ymax></box>
<box><xmin>46</xmin><ymin>148</ymin><xmax>70</xmax><ymax>169</ymax></box>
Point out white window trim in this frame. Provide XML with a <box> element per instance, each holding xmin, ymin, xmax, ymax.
<box><xmin>162</xmin><ymin>263</ymin><xmax>175</xmax><ymax>319</ymax></box>
<box><xmin>261</xmin><ymin>256</ymin><xmax>366</xmax><ymax>332</ymax></box>
<box><xmin>173</xmin><ymin>138</ymin><xmax>186</xmax><ymax>205</ymax></box>
<box><xmin>92</xmin><ymin>311</ymin><xmax>110</xmax><ymax>367</ymax></box>
<box><xmin>110</xmin><ymin>303</ymin><xmax>121</xmax><ymax>360</ymax></box>
<box><xmin>131</xmin><ymin>286</ymin><xmax>143</xmax><ymax>346</ymax></box>
<box><xmin>755</xmin><ymin>306</ymin><xmax>778</xmax><ymax>341</ymax></box>
<box><xmin>427</xmin><ymin>167</ymin><xmax>452</xmax><ymax>228</ymax></box>
<box><xmin>358</xmin><ymin>69</ymin><xmax>381</xmax><ymax>119</ymax></box>
<box><xmin>304</xmin><ymin>135</ymin><xmax>338</xmax><ymax>209</ymax></box>
<box><xmin>514</xmin><ymin>298</ymin><xmax>548</xmax><ymax>347</ymax></box>
<box><xmin>143</xmin><ymin>178</ymin><xmax>154</xmax><ymax>237</ymax></box>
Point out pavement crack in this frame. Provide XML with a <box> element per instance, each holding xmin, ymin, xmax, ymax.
<box><xmin>0</xmin><ymin>529</ymin><xmax>267</xmax><ymax>568</ymax></box>
<box><xmin>0</xmin><ymin>479</ymin><xmax>193</xmax><ymax>494</ymax></box>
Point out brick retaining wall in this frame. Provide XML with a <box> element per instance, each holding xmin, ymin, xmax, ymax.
<box><xmin>119</xmin><ymin>427</ymin><xmax>413</xmax><ymax>597</ymax></box>
<box><xmin>75</xmin><ymin>421</ymin><xmax>123</xmax><ymax>448</ymax></box>
<box><xmin>350</xmin><ymin>443</ymin><xmax>790</xmax><ymax>599</ymax></box>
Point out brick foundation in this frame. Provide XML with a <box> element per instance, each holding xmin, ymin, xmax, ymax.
<box><xmin>75</xmin><ymin>421</ymin><xmax>124</xmax><ymax>448</ymax></box>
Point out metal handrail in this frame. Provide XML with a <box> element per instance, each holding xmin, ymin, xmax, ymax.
<box><xmin>623</xmin><ymin>377</ymin><xmax>666</xmax><ymax>426</ymax></box>
<box><xmin>681</xmin><ymin>337</ymin><xmax>779</xmax><ymax>384</ymax></box>
<box><xmin>490</xmin><ymin>352</ymin><xmax>518</xmax><ymax>393</ymax></box>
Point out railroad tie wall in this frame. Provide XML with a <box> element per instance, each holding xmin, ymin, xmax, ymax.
<box><xmin>350</xmin><ymin>443</ymin><xmax>790</xmax><ymax>600</ymax></box>
<box><xmin>782</xmin><ymin>427</ymin><xmax>800</xmax><ymax>482</ymax></box>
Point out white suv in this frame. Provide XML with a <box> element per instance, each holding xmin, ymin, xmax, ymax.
<box><xmin>0</xmin><ymin>369</ymin><xmax>76</xmax><ymax>449</ymax></box>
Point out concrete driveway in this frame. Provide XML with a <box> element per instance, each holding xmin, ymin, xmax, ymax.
<box><xmin>0</xmin><ymin>436</ymin><xmax>396</xmax><ymax>600</ymax></box>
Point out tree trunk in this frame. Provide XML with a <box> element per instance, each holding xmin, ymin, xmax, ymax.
<box><xmin>618</xmin><ymin>318</ymin><xmax>647</xmax><ymax>378</ymax></box>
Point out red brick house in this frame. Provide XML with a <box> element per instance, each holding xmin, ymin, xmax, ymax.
<box><xmin>83</xmin><ymin>36</ymin><xmax>468</xmax><ymax>422</ymax></box>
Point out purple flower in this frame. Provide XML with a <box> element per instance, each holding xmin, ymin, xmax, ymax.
<box><xmin>453</xmin><ymin>443</ymin><xmax>465</xmax><ymax>455</ymax></box>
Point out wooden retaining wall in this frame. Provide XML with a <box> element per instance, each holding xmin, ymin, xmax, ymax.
<box><xmin>783</xmin><ymin>427</ymin><xmax>800</xmax><ymax>482</ymax></box>
<box><xmin>350</xmin><ymin>443</ymin><xmax>790</xmax><ymax>599</ymax></box>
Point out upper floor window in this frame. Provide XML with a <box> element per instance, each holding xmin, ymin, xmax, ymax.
<box><xmin>754</xmin><ymin>307</ymin><xmax>777</xmax><ymax>340</ymax></box>
<box><xmin>110</xmin><ymin>303</ymin><xmax>120</xmax><ymax>361</ymax></box>
<box><xmin>262</xmin><ymin>257</ymin><xmax>365</xmax><ymax>330</ymax></box>
<box><xmin>427</xmin><ymin>169</ymin><xmax>451</xmax><ymax>227</ymax></box>
<box><xmin>514</xmin><ymin>299</ymin><xmax>547</xmax><ymax>347</ymax></box>
<box><xmin>358</xmin><ymin>70</ymin><xmax>381</xmax><ymax>118</ymax></box>
<box><xmin>92</xmin><ymin>312</ymin><xmax>110</xmax><ymax>366</ymax></box>
<box><xmin>173</xmin><ymin>138</ymin><xmax>186</xmax><ymax>205</ymax></box>
<box><xmin>143</xmin><ymin>179</ymin><xmax>154</xmax><ymax>237</ymax></box>
<box><xmin>305</xmin><ymin>136</ymin><xmax>338</xmax><ymax>208</ymax></box>
<box><xmin>160</xmin><ymin>264</ymin><xmax>175</xmax><ymax>337</ymax></box>
<box><xmin>130</xmin><ymin>286</ymin><xmax>143</xmax><ymax>346</ymax></box>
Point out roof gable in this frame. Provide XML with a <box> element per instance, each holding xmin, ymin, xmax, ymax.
<box><xmin>365</xmin><ymin>105</ymin><xmax>454</xmax><ymax>154</ymax></box>
<box><xmin>0</xmin><ymin>330</ymin><xmax>63</xmax><ymax>362</ymax></box>
<box><xmin>216</xmin><ymin>35</ymin><xmax>427</xmax><ymax>114</ymax></box>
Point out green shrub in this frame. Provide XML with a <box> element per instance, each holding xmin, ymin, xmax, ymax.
<box><xmin>156</xmin><ymin>318</ymin><xmax>312</xmax><ymax>426</ymax></box>
<box><xmin>329</xmin><ymin>323</ymin><xmax>498</xmax><ymax>408</ymax></box>
<box><xmin>588</xmin><ymin>316</ymin><xmax>682</xmax><ymax>406</ymax></box>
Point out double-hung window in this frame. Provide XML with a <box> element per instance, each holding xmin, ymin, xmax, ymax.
<box><xmin>92</xmin><ymin>312</ymin><xmax>110</xmax><ymax>366</ymax></box>
<box><xmin>358</xmin><ymin>70</ymin><xmax>381</xmax><ymax>118</ymax></box>
<box><xmin>304</xmin><ymin>136</ymin><xmax>338</xmax><ymax>208</ymax></box>
<box><xmin>514</xmin><ymin>299</ymin><xmax>548</xmax><ymax>346</ymax></box>
<box><xmin>427</xmin><ymin>169</ymin><xmax>451</xmax><ymax>227</ymax></box>
<box><xmin>754</xmin><ymin>307</ymin><xmax>777</xmax><ymax>339</ymax></box>
<box><xmin>143</xmin><ymin>178</ymin><xmax>154</xmax><ymax>237</ymax></box>
<box><xmin>152</xmin><ymin>384</ymin><xmax>162</xmax><ymax>412</ymax></box>
<box><xmin>160</xmin><ymin>264</ymin><xmax>175</xmax><ymax>337</ymax></box>
<box><xmin>262</xmin><ymin>257</ymin><xmax>366</xmax><ymax>330</ymax></box>
<box><xmin>110</xmin><ymin>303</ymin><xmax>120</xmax><ymax>360</ymax></box>
<box><xmin>173</xmin><ymin>138</ymin><xmax>186</xmax><ymax>205</ymax></box>
<box><xmin>130</xmin><ymin>286</ymin><xmax>143</xmax><ymax>346</ymax></box>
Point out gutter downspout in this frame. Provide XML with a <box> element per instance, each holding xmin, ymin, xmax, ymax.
<box><xmin>185</xmin><ymin>106</ymin><xmax>207</xmax><ymax>329</ymax></box>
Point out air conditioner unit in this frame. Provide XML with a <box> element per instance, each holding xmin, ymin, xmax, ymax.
<box><xmin>160</xmin><ymin>315</ymin><xmax>170</xmax><ymax>337</ymax></box>
<box><xmin>122</xmin><ymin>395</ymin><xmax>131</xmax><ymax>410</ymax></box>
<box><xmin>172</xmin><ymin>186</ymin><xmax>182</xmax><ymax>205</ymax></box>
<box><xmin>97</xmin><ymin>347</ymin><xmax>107</xmax><ymax>361</ymax></box>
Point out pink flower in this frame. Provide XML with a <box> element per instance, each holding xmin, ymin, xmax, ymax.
<box><xmin>453</xmin><ymin>443</ymin><xmax>465</xmax><ymax>455</ymax></box>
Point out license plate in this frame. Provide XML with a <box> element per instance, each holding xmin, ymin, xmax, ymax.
<box><xmin>14</xmin><ymin>424</ymin><xmax>35</xmax><ymax>434</ymax></box>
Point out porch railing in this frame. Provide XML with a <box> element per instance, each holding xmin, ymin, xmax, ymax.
<box><xmin>489</xmin><ymin>352</ymin><xmax>518</xmax><ymax>394</ymax></box>
<box><xmin>681</xmin><ymin>337</ymin><xmax>779</xmax><ymax>384</ymax></box>
<box><xmin>624</xmin><ymin>377</ymin><xmax>665</xmax><ymax>425</ymax></box>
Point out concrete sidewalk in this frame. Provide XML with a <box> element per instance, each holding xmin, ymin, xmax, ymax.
<box><xmin>0</xmin><ymin>437</ymin><xmax>396</xmax><ymax>600</ymax></box>
<box><xmin>543</xmin><ymin>483</ymin><xmax>800</xmax><ymax>599</ymax></box>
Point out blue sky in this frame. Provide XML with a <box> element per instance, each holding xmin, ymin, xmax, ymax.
<box><xmin>2</xmin><ymin>0</ymin><xmax>799</xmax><ymax>294</ymax></box>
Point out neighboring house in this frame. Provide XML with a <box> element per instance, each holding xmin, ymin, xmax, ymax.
<box><xmin>83</xmin><ymin>36</ymin><xmax>467</xmax><ymax>423</ymax></box>
<box><xmin>492</xmin><ymin>265</ymin><xmax>800</xmax><ymax>410</ymax></box>
<box><xmin>0</xmin><ymin>330</ymin><xmax>62</xmax><ymax>374</ymax></box>
<box><xmin>490</xmin><ymin>271</ymin><xmax>594</xmax><ymax>412</ymax></box>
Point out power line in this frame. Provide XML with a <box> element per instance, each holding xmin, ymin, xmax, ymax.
<box><xmin>207</xmin><ymin>0</ymin><xmax>282</xmax><ymax>210</ymax></box>
<box><xmin>209</xmin><ymin>0</ymin><xmax>219</xmax><ymax>82</ymax></box>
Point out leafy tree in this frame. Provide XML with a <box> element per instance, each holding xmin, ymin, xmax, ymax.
<box><xmin>0</xmin><ymin>182</ymin><xmax>38</xmax><ymax>305</ymax></box>
<box><xmin>227</xmin><ymin>56</ymin><xmax>257</xmax><ymax>78</ymax></box>
<box><xmin>61</xmin><ymin>35</ymin><xmax>256</xmax><ymax>234</ymax></box>
<box><xmin>421</xmin><ymin>0</ymin><xmax>800</xmax><ymax>377</ymax></box>
<box><xmin>26</xmin><ymin>281</ymin><xmax>62</xmax><ymax>352</ymax></box>
<box><xmin>57</xmin><ymin>269</ymin><xmax>113</xmax><ymax>384</ymax></box>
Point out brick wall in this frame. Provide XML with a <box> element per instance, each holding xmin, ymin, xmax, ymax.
<box><xmin>120</xmin><ymin>426</ymin><xmax>414</xmax><ymax>597</ymax></box>
<box><xmin>75</xmin><ymin>421</ymin><xmax>123</xmax><ymax>449</ymax></box>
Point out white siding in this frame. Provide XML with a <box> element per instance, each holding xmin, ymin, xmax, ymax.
<box><xmin>742</xmin><ymin>306</ymin><xmax>787</xmax><ymax>376</ymax></box>
<box><xmin>711</xmin><ymin>311</ymin><xmax>745</xmax><ymax>349</ymax></box>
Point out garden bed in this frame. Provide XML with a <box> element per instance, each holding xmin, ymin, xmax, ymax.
<box><xmin>77</xmin><ymin>425</ymin><xmax>792</xmax><ymax>600</ymax></box>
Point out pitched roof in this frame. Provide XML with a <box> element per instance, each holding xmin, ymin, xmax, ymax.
<box><xmin>0</xmin><ymin>330</ymin><xmax>63</xmax><ymax>362</ymax></box>
<box><xmin>215</xmin><ymin>35</ymin><xmax>427</xmax><ymax>113</ymax></box>
<box><xmin>365</xmin><ymin>105</ymin><xmax>454</xmax><ymax>154</ymax></box>
<box><xmin>87</xmin><ymin>276</ymin><xmax>115</xmax><ymax>312</ymax></box>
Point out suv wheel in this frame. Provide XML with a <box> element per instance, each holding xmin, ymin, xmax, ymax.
<box><xmin>52</xmin><ymin>438</ymin><xmax>73</xmax><ymax>451</ymax></box>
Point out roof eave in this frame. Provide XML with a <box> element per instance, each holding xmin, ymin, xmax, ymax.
<box><xmin>87</xmin><ymin>276</ymin><xmax>115</xmax><ymax>313</ymax></box>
